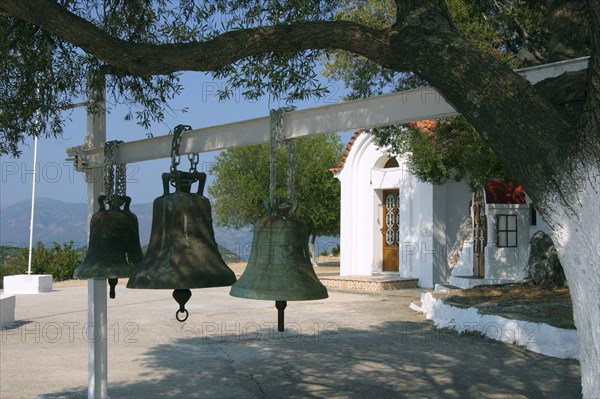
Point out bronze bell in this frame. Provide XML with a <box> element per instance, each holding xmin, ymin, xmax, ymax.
<box><xmin>127</xmin><ymin>171</ymin><xmax>236</xmax><ymax>321</ymax></box>
<box><xmin>230</xmin><ymin>200</ymin><xmax>328</xmax><ymax>331</ymax></box>
<box><xmin>74</xmin><ymin>195</ymin><xmax>144</xmax><ymax>298</ymax></box>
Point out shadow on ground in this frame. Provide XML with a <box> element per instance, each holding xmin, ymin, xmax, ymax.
<box><xmin>41</xmin><ymin>320</ymin><xmax>581</xmax><ymax>399</ymax></box>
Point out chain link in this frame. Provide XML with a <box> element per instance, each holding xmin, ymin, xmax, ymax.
<box><xmin>170</xmin><ymin>124</ymin><xmax>192</xmax><ymax>173</ymax></box>
<box><xmin>269</xmin><ymin>109</ymin><xmax>284</xmax><ymax>208</ymax></box>
<box><xmin>115</xmin><ymin>164</ymin><xmax>126</xmax><ymax>196</ymax></box>
<box><xmin>286</xmin><ymin>139</ymin><xmax>297</xmax><ymax>201</ymax></box>
<box><xmin>269</xmin><ymin>107</ymin><xmax>296</xmax><ymax>209</ymax></box>
<box><xmin>104</xmin><ymin>140</ymin><xmax>127</xmax><ymax>207</ymax></box>
<box><xmin>170</xmin><ymin>130</ymin><xmax>183</xmax><ymax>174</ymax></box>
<box><xmin>188</xmin><ymin>153</ymin><xmax>199</xmax><ymax>173</ymax></box>
<box><xmin>115</xmin><ymin>140</ymin><xmax>126</xmax><ymax>197</ymax></box>
<box><xmin>104</xmin><ymin>141</ymin><xmax>116</xmax><ymax>203</ymax></box>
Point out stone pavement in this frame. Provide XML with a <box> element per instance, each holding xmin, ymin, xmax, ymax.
<box><xmin>0</xmin><ymin>280</ymin><xmax>581</xmax><ymax>398</ymax></box>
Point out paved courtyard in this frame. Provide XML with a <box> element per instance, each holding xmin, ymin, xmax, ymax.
<box><xmin>1</xmin><ymin>279</ymin><xmax>581</xmax><ymax>398</ymax></box>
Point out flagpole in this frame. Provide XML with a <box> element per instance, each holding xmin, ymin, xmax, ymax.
<box><xmin>27</xmin><ymin>134</ymin><xmax>39</xmax><ymax>275</ymax></box>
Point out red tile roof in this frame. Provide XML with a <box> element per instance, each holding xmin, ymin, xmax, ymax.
<box><xmin>408</xmin><ymin>120</ymin><xmax>437</xmax><ymax>131</ymax></box>
<box><xmin>330</xmin><ymin>121</ymin><xmax>436</xmax><ymax>175</ymax></box>
<box><xmin>329</xmin><ymin>130</ymin><xmax>362</xmax><ymax>174</ymax></box>
<box><xmin>485</xmin><ymin>179</ymin><xmax>526</xmax><ymax>204</ymax></box>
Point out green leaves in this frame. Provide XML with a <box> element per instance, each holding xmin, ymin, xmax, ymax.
<box><xmin>370</xmin><ymin>117</ymin><xmax>513</xmax><ymax>190</ymax></box>
<box><xmin>323</xmin><ymin>0</ymin><xmax>532</xmax><ymax>189</ymax></box>
<box><xmin>0</xmin><ymin>1</ymin><xmax>339</xmax><ymax>156</ymax></box>
<box><xmin>213</xmin><ymin>51</ymin><xmax>330</xmax><ymax>104</ymax></box>
<box><xmin>0</xmin><ymin>241</ymin><xmax>82</xmax><ymax>281</ymax></box>
<box><xmin>0</xmin><ymin>0</ymin><xmax>551</xmax><ymax>157</ymax></box>
<box><xmin>208</xmin><ymin>134</ymin><xmax>343</xmax><ymax>239</ymax></box>
<box><xmin>0</xmin><ymin>16</ymin><xmax>88</xmax><ymax>156</ymax></box>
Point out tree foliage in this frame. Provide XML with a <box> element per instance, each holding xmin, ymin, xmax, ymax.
<box><xmin>322</xmin><ymin>0</ymin><xmax>561</xmax><ymax>189</ymax></box>
<box><xmin>372</xmin><ymin>117</ymin><xmax>511</xmax><ymax>190</ymax></box>
<box><xmin>322</xmin><ymin>0</ymin><xmax>551</xmax><ymax>99</ymax></box>
<box><xmin>0</xmin><ymin>1</ymin><xmax>340</xmax><ymax>157</ymax></box>
<box><xmin>1</xmin><ymin>241</ymin><xmax>82</xmax><ymax>281</ymax></box>
<box><xmin>208</xmin><ymin>135</ymin><xmax>343</xmax><ymax>241</ymax></box>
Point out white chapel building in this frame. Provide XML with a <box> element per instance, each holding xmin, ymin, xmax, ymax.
<box><xmin>331</xmin><ymin>129</ymin><xmax>546</xmax><ymax>289</ymax></box>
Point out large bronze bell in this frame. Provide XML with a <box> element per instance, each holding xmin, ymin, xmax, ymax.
<box><xmin>230</xmin><ymin>200</ymin><xmax>328</xmax><ymax>331</ymax></box>
<box><xmin>74</xmin><ymin>195</ymin><xmax>144</xmax><ymax>298</ymax></box>
<box><xmin>127</xmin><ymin>171</ymin><xmax>236</xmax><ymax>321</ymax></box>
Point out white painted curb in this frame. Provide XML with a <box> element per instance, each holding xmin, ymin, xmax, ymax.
<box><xmin>411</xmin><ymin>292</ymin><xmax>579</xmax><ymax>360</ymax></box>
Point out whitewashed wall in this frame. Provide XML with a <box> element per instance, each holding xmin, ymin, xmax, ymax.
<box><xmin>433</xmin><ymin>181</ymin><xmax>472</xmax><ymax>283</ymax></box>
<box><xmin>337</xmin><ymin>134</ymin><xmax>379</xmax><ymax>276</ymax></box>
<box><xmin>452</xmin><ymin>193</ymin><xmax>551</xmax><ymax>281</ymax></box>
<box><xmin>484</xmin><ymin>204</ymin><xmax>531</xmax><ymax>280</ymax></box>
<box><xmin>335</xmin><ymin>133</ymin><xmax>471</xmax><ymax>288</ymax></box>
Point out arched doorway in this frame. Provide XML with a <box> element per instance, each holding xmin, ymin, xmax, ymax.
<box><xmin>382</xmin><ymin>189</ymin><xmax>400</xmax><ymax>272</ymax></box>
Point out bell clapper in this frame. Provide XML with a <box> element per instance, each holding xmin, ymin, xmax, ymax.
<box><xmin>275</xmin><ymin>300</ymin><xmax>287</xmax><ymax>332</ymax></box>
<box><xmin>173</xmin><ymin>289</ymin><xmax>192</xmax><ymax>322</ymax></box>
<box><xmin>108</xmin><ymin>278</ymin><xmax>118</xmax><ymax>299</ymax></box>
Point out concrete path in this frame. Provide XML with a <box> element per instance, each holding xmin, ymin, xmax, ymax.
<box><xmin>1</xmin><ymin>280</ymin><xmax>581</xmax><ymax>398</ymax></box>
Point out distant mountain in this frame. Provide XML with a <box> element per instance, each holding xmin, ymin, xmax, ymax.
<box><xmin>0</xmin><ymin>198</ymin><xmax>338</xmax><ymax>260</ymax></box>
<box><xmin>0</xmin><ymin>198</ymin><xmax>254</xmax><ymax>259</ymax></box>
<box><xmin>1</xmin><ymin>198</ymin><xmax>89</xmax><ymax>248</ymax></box>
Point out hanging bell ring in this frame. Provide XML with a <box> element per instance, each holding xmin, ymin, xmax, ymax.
<box><xmin>74</xmin><ymin>195</ymin><xmax>144</xmax><ymax>298</ymax></box>
<box><xmin>126</xmin><ymin>171</ymin><xmax>237</xmax><ymax>321</ymax></box>
<box><xmin>230</xmin><ymin>199</ymin><xmax>328</xmax><ymax>331</ymax></box>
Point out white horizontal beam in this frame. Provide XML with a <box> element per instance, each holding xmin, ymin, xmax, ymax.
<box><xmin>513</xmin><ymin>56</ymin><xmax>589</xmax><ymax>84</ymax></box>
<box><xmin>67</xmin><ymin>56</ymin><xmax>588</xmax><ymax>169</ymax></box>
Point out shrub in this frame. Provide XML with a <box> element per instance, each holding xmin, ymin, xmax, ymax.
<box><xmin>0</xmin><ymin>241</ymin><xmax>82</xmax><ymax>281</ymax></box>
<box><xmin>331</xmin><ymin>243</ymin><xmax>340</xmax><ymax>256</ymax></box>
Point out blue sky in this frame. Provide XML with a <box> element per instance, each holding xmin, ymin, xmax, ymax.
<box><xmin>1</xmin><ymin>72</ymin><xmax>353</xmax><ymax>206</ymax></box>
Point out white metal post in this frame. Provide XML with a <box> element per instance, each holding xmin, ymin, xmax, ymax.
<box><xmin>27</xmin><ymin>135</ymin><xmax>39</xmax><ymax>275</ymax></box>
<box><xmin>85</xmin><ymin>76</ymin><xmax>108</xmax><ymax>399</ymax></box>
<box><xmin>87</xmin><ymin>279</ymin><xmax>108</xmax><ymax>399</ymax></box>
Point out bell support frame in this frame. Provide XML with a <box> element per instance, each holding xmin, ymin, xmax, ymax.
<box><xmin>67</xmin><ymin>57</ymin><xmax>589</xmax><ymax>171</ymax></box>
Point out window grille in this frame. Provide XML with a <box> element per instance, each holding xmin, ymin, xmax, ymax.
<box><xmin>496</xmin><ymin>214</ymin><xmax>517</xmax><ymax>247</ymax></box>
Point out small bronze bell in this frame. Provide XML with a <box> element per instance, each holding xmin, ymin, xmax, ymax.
<box><xmin>230</xmin><ymin>200</ymin><xmax>328</xmax><ymax>331</ymax></box>
<box><xmin>74</xmin><ymin>195</ymin><xmax>144</xmax><ymax>298</ymax></box>
<box><xmin>127</xmin><ymin>171</ymin><xmax>236</xmax><ymax>321</ymax></box>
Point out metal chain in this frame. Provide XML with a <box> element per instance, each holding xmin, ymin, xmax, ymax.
<box><xmin>170</xmin><ymin>128</ymin><xmax>184</xmax><ymax>174</ymax></box>
<box><xmin>269</xmin><ymin>109</ymin><xmax>285</xmax><ymax>207</ymax></box>
<box><xmin>115</xmin><ymin>164</ymin><xmax>126</xmax><ymax>196</ymax></box>
<box><xmin>115</xmin><ymin>140</ymin><xmax>126</xmax><ymax>197</ymax></box>
<box><xmin>286</xmin><ymin>139</ymin><xmax>297</xmax><ymax>201</ymax></box>
<box><xmin>104</xmin><ymin>141</ymin><xmax>116</xmax><ymax>203</ymax></box>
<box><xmin>170</xmin><ymin>124</ymin><xmax>192</xmax><ymax>173</ymax></box>
<box><xmin>188</xmin><ymin>153</ymin><xmax>199</xmax><ymax>173</ymax></box>
<box><xmin>269</xmin><ymin>108</ymin><xmax>297</xmax><ymax>208</ymax></box>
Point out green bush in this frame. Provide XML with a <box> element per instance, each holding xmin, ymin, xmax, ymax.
<box><xmin>0</xmin><ymin>241</ymin><xmax>82</xmax><ymax>281</ymax></box>
<box><xmin>331</xmin><ymin>243</ymin><xmax>340</xmax><ymax>257</ymax></box>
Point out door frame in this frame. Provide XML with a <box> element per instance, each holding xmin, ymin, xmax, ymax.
<box><xmin>472</xmin><ymin>189</ymin><xmax>487</xmax><ymax>277</ymax></box>
<box><xmin>382</xmin><ymin>189</ymin><xmax>400</xmax><ymax>272</ymax></box>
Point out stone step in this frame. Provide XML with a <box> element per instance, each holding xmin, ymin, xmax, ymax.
<box><xmin>434</xmin><ymin>283</ymin><xmax>461</xmax><ymax>292</ymax></box>
<box><xmin>320</xmin><ymin>275</ymin><xmax>418</xmax><ymax>291</ymax></box>
<box><xmin>449</xmin><ymin>275</ymin><xmax>523</xmax><ymax>289</ymax></box>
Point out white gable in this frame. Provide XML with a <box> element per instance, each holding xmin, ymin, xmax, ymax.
<box><xmin>334</xmin><ymin>132</ymin><xmax>472</xmax><ymax>288</ymax></box>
